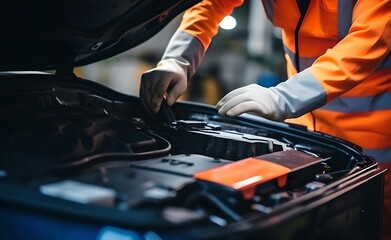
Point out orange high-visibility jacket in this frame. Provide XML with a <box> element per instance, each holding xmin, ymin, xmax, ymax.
<box><xmin>175</xmin><ymin>0</ymin><xmax>391</xmax><ymax>163</ymax></box>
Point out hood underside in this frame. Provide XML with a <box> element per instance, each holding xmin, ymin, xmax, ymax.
<box><xmin>0</xmin><ymin>0</ymin><xmax>200</xmax><ymax>71</ymax></box>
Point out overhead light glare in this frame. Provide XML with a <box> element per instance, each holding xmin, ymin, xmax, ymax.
<box><xmin>219</xmin><ymin>15</ymin><xmax>237</xmax><ymax>30</ymax></box>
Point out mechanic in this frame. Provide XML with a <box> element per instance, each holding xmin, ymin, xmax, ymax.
<box><xmin>139</xmin><ymin>1</ymin><xmax>391</xmax><ymax>238</ymax></box>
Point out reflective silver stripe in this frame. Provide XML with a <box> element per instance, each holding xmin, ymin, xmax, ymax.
<box><xmin>284</xmin><ymin>45</ymin><xmax>317</xmax><ymax>71</ymax></box>
<box><xmin>321</xmin><ymin>92</ymin><xmax>391</xmax><ymax>112</ymax></box>
<box><xmin>338</xmin><ymin>0</ymin><xmax>355</xmax><ymax>40</ymax></box>
<box><xmin>363</xmin><ymin>148</ymin><xmax>391</xmax><ymax>164</ymax></box>
<box><xmin>0</xmin><ymin>71</ymin><xmax>50</xmax><ymax>76</ymax></box>
<box><xmin>261</xmin><ymin>0</ymin><xmax>274</xmax><ymax>21</ymax></box>
<box><xmin>377</xmin><ymin>52</ymin><xmax>391</xmax><ymax>70</ymax></box>
<box><xmin>271</xmin><ymin>69</ymin><xmax>327</xmax><ymax>118</ymax></box>
<box><xmin>162</xmin><ymin>30</ymin><xmax>205</xmax><ymax>78</ymax></box>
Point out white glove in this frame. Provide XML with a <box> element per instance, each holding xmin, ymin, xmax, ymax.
<box><xmin>216</xmin><ymin>70</ymin><xmax>327</xmax><ymax>121</ymax></box>
<box><xmin>139</xmin><ymin>30</ymin><xmax>205</xmax><ymax>115</ymax></box>
<box><xmin>216</xmin><ymin>84</ymin><xmax>285</xmax><ymax>121</ymax></box>
<box><xmin>140</xmin><ymin>58</ymin><xmax>188</xmax><ymax>115</ymax></box>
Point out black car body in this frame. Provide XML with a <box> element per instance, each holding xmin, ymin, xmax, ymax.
<box><xmin>0</xmin><ymin>1</ymin><xmax>385</xmax><ymax>240</ymax></box>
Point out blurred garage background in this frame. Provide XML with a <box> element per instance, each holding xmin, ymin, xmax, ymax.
<box><xmin>75</xmin><ymin>0</ymin><xmax>286</xmax><ymax>106</ymax></box>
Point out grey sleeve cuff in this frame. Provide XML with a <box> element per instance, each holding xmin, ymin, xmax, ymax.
<box><xmin>270</xmin><ymin>69</ymin><xmax>327</xmax><ymax>118</ymax></box>
<box><xmin>162</xmin><ymin>30</ymin><xmax>205</xmax><ymax>79</ymax></box>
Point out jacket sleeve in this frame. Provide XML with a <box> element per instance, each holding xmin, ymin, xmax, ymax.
<box><xmin>159</xmin><ymin>0</ymin><xmax>244</xmax><ymax>80</ymax></box>
<box><xmin>178</xmin><ymin>0</ymin><xmax>244</xmax><ymax>50</ymax></box>
<box><xmin>309</xmin><ymin>0</ymin><xmax>391</xmax><ymax>102</ymax></box>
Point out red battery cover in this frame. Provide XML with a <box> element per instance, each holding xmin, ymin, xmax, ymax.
<box><xmin>194</xmin><ymin>158</ymin><xmax>291</xmax><ymax>199</ymax></box>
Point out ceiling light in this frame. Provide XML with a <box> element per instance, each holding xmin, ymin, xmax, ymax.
<box><xmin>219</xmin><ymin>15</ymin><xmax>237</xmax><ymax>30</ymax></box>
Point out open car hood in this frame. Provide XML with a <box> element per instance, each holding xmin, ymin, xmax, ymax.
<box><xmin>0</xmin><ymin>0</ymin><xmax>199</xmax><ymax>71</ymax></box>
<box><xmin>0</xmin><ymin>1</ymin><xmax>385</xmax><ymax>239</ymax></box>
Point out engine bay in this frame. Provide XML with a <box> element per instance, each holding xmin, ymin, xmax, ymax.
<box><xmin>0</xmin><ymin>74</ymin><xmax>382</xmax><ymax>239</ymax></box>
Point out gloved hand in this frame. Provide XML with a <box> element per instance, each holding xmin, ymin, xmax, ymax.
<box><xmin>139</xmin><ymin>30</ymin><xmax>205</xmax><ymax>115</ymax></box>
<box><xmin>216</xmin><ymin>84</ymin><xmax>285</xmax><ymax>121</ymax></box>
<box><xmin>216</xmin><ymin>70</ymin><xmax>328</xmax><ymax>121</ymax></box>
<box><xmin>140</xmin><ymin>58</ymin><xmax>188</xmax><ymax>115</ymax></box>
